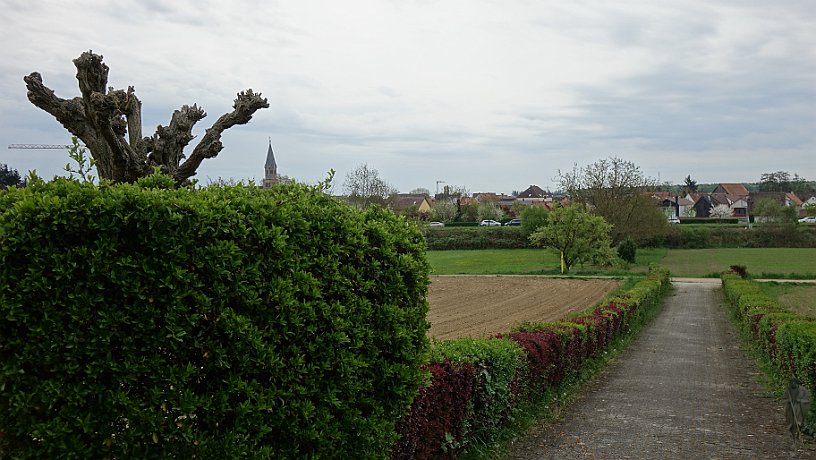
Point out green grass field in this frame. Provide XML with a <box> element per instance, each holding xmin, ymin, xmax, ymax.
<box><xmin>661</xmin><ymin>248</ymin><xmax>816</xmax><ymax>278</ymax></box>
<box><xmin>758</xmin><ymin>283</ymin><xmax>816</xmax><ymax>318</ymax></box>
<box><xmin>427</xmin><ymin>248</ymin><xmax>816</xmax><ymax>278</ymax></box>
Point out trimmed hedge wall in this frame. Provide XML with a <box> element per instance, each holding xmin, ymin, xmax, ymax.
<box><xmin>721</xmin><ymin>273</ymin><xmax>816</xmax><ymax>432</ymax></box>
<box><xmin>0</xmin><ymin>178</ymin><xmax>430</xmax><ymax>459</ymax></box>
<box><xmin>427</xmin><ymin>224</ymin><xmax>816</xmax><ymax>250</ymax></box>
<box><xmin>424</xmin><ymin>226</ymin><xmax>529</xmax><ymax>250</ymax></box>
<box><xmin>393</xmin><ymin>268</ymin><xmax>670</xmax><ymax>458</ymax></box>
<box><xmin>648</xmin><ymin>225</ymin><xmax>816</xmax><ymax>249</ymax></box>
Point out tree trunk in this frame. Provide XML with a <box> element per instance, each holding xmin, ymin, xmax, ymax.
<box><xmin>24</xmin><ymin>51</ymin><xmax>269</xmax><ymax>185</ymax></box>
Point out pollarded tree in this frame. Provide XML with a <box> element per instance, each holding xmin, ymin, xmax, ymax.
<box><xmin>24</xmin><ymin>51</ymin><xmax>268</xmax><ymax>185</ymax></box>
<box><xmin>529</xmin><ymin>204</ymin><xmax>614</xmax><ymax>273</ymax></box>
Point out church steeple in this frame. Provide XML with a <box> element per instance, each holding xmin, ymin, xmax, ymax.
<box><xmin>263</xmin><ymin>137</ymin><xmax>281</xmax><ymax>188</ymax></box>
<box><xmin>265</xmin><ymin>137</ymin><xmax>277</xmax><ymax>173</ymax></box>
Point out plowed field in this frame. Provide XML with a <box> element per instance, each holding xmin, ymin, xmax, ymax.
<box><xmin>427</xmin><ymin>276</ymin><xmax>620</xmax><ymax>340</ymax></box>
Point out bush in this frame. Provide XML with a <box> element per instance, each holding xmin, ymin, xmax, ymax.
<box><xmin>430</xmin><ymin>338</ymin><xmax>526</xmax><ymax>443</ymax></box>
<box><xmin>424</xmin><ymin>226</ymin><xmax>529</xmax><ymax>250</ymax></box>
<box><xmin>520</xmin><ymin>206</ymin><xmax>549</xmax><ymax>236</ymax></box>
<box><xmin>393</xmin><ymin>267</ymin><xmax>671</xmax><ymax>457</ymax></box>
<box><xmin>720</xmin><ymin>274</ymin><xmax>816</xmax><ymax>432</ymax></box>
<box><xmin>0</xmin><ymin>178</ymin><xmax>430</xmax><ymax>458</ymax></box>
<box><xmin>391</xmin><ymin>361</ymin><xmax>476</xmax><ymax>460</ymax></box>
<box><xmin>649</xmin><ymin>225</ymin><xmax>816</xmax><ymax>249</ymax></box>
<box><xmin>617</xmin><ymin>238</ymin><xmax>637</xmax><ymax>264</ymax></box>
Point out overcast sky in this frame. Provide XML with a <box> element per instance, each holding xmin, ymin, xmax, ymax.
<box><xmin>1</xmin><ymin>1</ymin><xmax>814</xmax><ymax>194</ymax></box>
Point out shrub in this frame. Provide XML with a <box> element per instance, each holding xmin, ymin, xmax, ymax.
<box><xmin>0</xmin><ymin>178</ymin><xmax>430</xmax><ymax>458</ymax></box>
<box><xmin>424</xmin><ymin>226</ymin><xmax>529</xmax><ymax>250</ymax></box>
<box><xmin>430</xmin><ymin>338</ymin><xmax>526</xmax><ymax>443</ymax></box>
<box><xmin>617</xmin><ymin>238</ymin><xmax>637</xmax><ymax>264</ymax></box>
<box><xmin>391</xmin><ymin>361</ymin><xmax>476</xmax><ymax>460</ymax></box>
<box><xmin>520</xmin><ymin>206</ymin><xmax>549</xmax><ymax>236</ymax></box>
<box><xmin>729</xmin><ymin>265</ymin><xmax>748</xmax><ymax>278</ymax></box>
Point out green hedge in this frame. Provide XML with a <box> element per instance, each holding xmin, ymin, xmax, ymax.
<box><xmin>393</xmin><ymin>268</ymin><xmax>670</xmax><ymax>457</ymax></box>
<box><xmin>649</xmin><ymin>225</ymin><xmax>816</xmax><ymax>249</ymax></box>
<box><xmin>424</xmin><ymin>226</ymin><xmax>529</xmax><ymax>250</ymax></box>
<box><xmin>429</xmin><ymin>223</ymin><xmax>816</xmax><ymax>250</ymax></box>
<box><xmin>0</xmin><ymin>178</ymin><xmax>430</xmax><ymax>459</ymax></box>
<box><xmin>721</xmin><ymin>273</ymin><xmax>816</xmax><ymax>432</ymax></box>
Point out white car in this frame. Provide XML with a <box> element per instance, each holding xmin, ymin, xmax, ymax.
<box><xmin>429</xmin><ymin>221</ymin><xmax>445</xmax><ymax>227</ymax></box>
<box><xmin>479</xmin><ymin>219</ymin><xmax>502</xmax><ymax>227</ymax></box>
<box><xmin>799</xmin><ymin>216</ymin><xmax>816</xmax><ymax>223</ymax></box>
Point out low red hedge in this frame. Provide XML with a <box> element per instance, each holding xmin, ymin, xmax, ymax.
<box><xmin>391</xmin><ymin>360</ymin><xmax>476</xmax><ymax>460</ymax></box>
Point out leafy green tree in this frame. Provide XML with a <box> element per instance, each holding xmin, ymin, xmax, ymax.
<box><xmin>520</xmin><ymin>205</ymin><xmax>549</xmax><ymax>235</ymax></box>
<box><xmin>0</xmin><ymin>163</ymin><xmax>24</xmax><ymax>189</ymax></box>
<box><xmin>458</xmin><ymin>202</ymin><xmax>478</xmax><ymax>222</ymax></box>
<box><xmin>753</xmin><ymin>198</ymin><xmax>798</xmax><ymax>223</ymax></box>
<box><xmin>529</xmin><ymin>204</ymin><xmax>614</xmax><ymax>273</ymax></box>
<box><xmin>559</xmin><ymin>157</ymin><xmax>667</xmax><ymax>243</ymax></box>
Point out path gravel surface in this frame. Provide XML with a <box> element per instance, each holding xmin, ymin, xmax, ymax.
<box><xmin>506</xmin><ymin>281</ymin><xmax>814</xmax><ymax>459</ymax></box>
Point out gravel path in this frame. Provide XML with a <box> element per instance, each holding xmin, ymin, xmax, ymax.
<box><xmin>506</xmin><ymin>282</ymin><xmax>814</xmax><ymax>459</ymax></box>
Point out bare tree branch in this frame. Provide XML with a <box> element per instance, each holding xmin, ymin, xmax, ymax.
<box><xmin>24</xmin><ymin>52</ymin><xmax>268</xmax><ymax>184</ymax></box>
<box><xmin>175</xmin><ymin>90</ymin><xmax>269</xmax><ymax>183</ymax></box>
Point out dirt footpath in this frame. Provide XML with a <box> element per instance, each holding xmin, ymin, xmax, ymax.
<box><xmin>506</xmin><ymin>282</ymin><xmax>814</xmax><ymax>459</ymax></box>
<box><xmin>427</xmin><ymin>276</ymin><xmax>620</xmax><ymax>340</ymax></box>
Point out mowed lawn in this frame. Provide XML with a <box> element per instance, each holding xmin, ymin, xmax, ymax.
<box><xmin>427</xmin><ymin>248</ymin><xmax>816</xmax><ymax>278</ymax></box>
<box><xmin>427</xmin><ymin>249</ymin><xmax>560</xmax><ymax>275</ymax></box>
<box><xmin>662</xmin><ymin>248</ymin><xmax>816</xmax><ymax>278</ymax></box>
<box><xmin>759</xmin><ymin>283</ymin><xmax>816</xmax><ymax>318</ymax></box>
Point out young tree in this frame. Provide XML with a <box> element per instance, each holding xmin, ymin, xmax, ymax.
<box><xmin>753</xmin><ymin>198</ymin><xmax>798</xmax><ymax>224</ymax></box>
<box><xmin>528</xmin><ymin>204</ymin><xmax>614</xmax><ymax>273</ymax></box>
<box><xmin>0</xmin><ymin>164</ymin><xmax>24</xmax><ymax>189</ymax></box>
<box><xmin>559</xmin><ymin>157</ymin><xmax>667</xmax><ymax>243</ymax></box>
<box><xmin>520</xmin><ymin>205</ymin><xmax>549</xmax><ymax>235</ymax></box>
<box><xmin>24</xmin><ymin>51</ymin><xmax>268</xmax><ymax>185</ymax></box>
<box><xmin>342</xmin><ymin>163</ymin><xmax>397</xmax><ymax>209</ymax></box>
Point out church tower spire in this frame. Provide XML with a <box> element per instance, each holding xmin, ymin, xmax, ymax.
<box><xmin>263</xmin><ymin>137</ymin><xmax>280</xmax><ymax>188</ymax></box>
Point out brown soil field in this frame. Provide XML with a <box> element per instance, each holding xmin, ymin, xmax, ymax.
<box><xmin>427</xmin><ymin>276</ymin><xmax>621</xmax><ymax>340</ymax></box>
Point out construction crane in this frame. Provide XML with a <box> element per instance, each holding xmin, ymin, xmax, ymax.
<box><xmin>8</xmin><ymin>144</ymin><xmax>71</xmax><ymax>149</ymax></box>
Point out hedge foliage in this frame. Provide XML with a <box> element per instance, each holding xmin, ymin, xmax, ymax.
<box><xmin>423</xmin><ymin>227</ymin><xmax>529</xmax><ymax>250</ymax></box>
<box><xmin>393</xmin><ymin>268</ymin><xmax>670</xmax><ymax>458</ymax></box>
<box><xmin>0</xmin><ymin>177</ymin><xmax>430</xmax><ymax>459</ymax></box>
<box><xmin>721</xmin><ymin>273</ymin><xmax>816</xmax><ymax>432</ymax></box>
<box><xmin>648</xmin><ymin>224</ymin><xmax>816</xmax><ymax>249</ymax></box>
<box><xmin>427</xmin><ymin>224</ymin><xmax>816</xmax><ymax>251</ymax></box>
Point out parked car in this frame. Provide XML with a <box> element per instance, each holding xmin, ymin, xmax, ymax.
<box><xmin>479</xmin><ymin>219</ymin><xmax>502</xmax><ymax>227</ymax></box>
<box><xmin>667</xmin><ymin>216</ymin><xmax>681</xmax><ymax>225</ymax></box>
<box><xmin>429</xmin><ymin>221</ymin><xmax>445</xmax><ymax>227</ymax></box>
<box><xmin>799</xmin><ymin>216</ymin><xmax>816</xmax><ymax>223</ymax></box>
<box><xmin>504</xmin><ymin>218</ymin><xmax>522</xmax><ymax>226</ymax></box>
